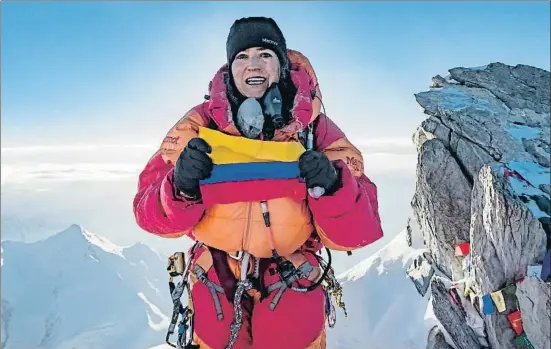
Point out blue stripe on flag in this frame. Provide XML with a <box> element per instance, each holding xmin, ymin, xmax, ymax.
<box><xmin>200</xmin><ymin>161</ymin><xmax>300</xmax><ymax>184</ymax></box>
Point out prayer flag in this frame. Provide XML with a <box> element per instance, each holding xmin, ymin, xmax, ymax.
<box><xmin>482</xmin><ymin>294</ymin><xmax>495</xmax><ymax>315</ymax></box>
<box><xmin>512</xmin><ymin>332</ymin><xmax>535</xmax><ymax>349</ymax></box>
<box><xmin>503</xmin><ymin>284</ymin><xmax>517</xmax><ymax>297</ymax></box>
<box><xmin>455</xmin><ymin>243</ymin><xmax>470</xmax><ymax>256</ymax></box>
<box><xmin>527</xmin><ymin>265</ymin><xmax>542</xmax><ymax>279</ymax></box>
<box><xmin>490</xmin><ymin>290</ymin><xmax>506</xmax><ymax>312</ymax></box>
<box><xmin>507</xmin><ymin>310</ymin><xmax>524</xmax><ymax>336</ymax></box>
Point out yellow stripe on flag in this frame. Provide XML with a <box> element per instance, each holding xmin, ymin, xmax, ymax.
<box><xmin>198</xmin><ymin>127</ymin><xmax>306</xmax><ymax>164</ymax></box>
<box><xmin>490</xmin><ymin>290</ymin><xmax>506</xmax><ymax>313</ymax></box>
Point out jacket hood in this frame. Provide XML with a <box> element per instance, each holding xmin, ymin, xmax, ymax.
<box><xmin>204</xmin><ymin>49</ymin><xmax>323</xmax><ymax>137</ymax></box>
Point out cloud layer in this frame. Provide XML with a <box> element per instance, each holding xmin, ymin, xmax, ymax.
<box><xmin>1</xmin><ymin>138</ymin><xmax>416</xmax><ymax>186</ymax></box>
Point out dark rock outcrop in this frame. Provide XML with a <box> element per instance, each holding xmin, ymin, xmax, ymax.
<box><xmin>409</xmin><ymin>62</ymin><xmax>550</xmax><ymax>349</ymax></box>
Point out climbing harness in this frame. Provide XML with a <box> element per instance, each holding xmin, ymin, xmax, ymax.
<box><xmin>165</xmin><ymin>243</ymin><xmax>202</xmax><ymax>349</ymax></box>
<box><xmin>260</xmin><ymin>196</ymin><xmax>347</xmax><ymax>327</ymax></box>
<box><xmin>166</xmin><ymin>243</ymin><xmax>347</xmax><ymax>349</ymax></box>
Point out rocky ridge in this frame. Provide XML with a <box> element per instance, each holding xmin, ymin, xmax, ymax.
<box><xmin>406</xmin><ymin>62</ymin><xmax>550</xmax><ymax>349</ymax></box>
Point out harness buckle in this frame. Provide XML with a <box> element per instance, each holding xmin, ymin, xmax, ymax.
<box><xmin>228</xmin><ymin>250</ymin><xmax>243</xmax><ymax>261</ymax></box>
<box><xmin>167</xmin><ymin>252</ymin><xmax>186</xmax><ymax>277</ymax></box>
<box><xmin>276</xmin><ymin>259</ymin><xmax>301</xmax><ymax>287</ymax></box>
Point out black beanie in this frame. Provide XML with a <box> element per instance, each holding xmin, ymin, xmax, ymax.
<box><xmin>226</xmin><ymin>16</ymin><xmax>289</xmax><ymax>79</ymax></box>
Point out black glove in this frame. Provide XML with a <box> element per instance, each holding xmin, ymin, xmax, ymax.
<box><xmin>298</xmin><ymin>151</ymin><xmax>340</xmax><ymax>196</ymax></box>
<box><xmin>173</xmin><ymin>138</ymin><xmax>213</xmax><ymax>199</ymax></box>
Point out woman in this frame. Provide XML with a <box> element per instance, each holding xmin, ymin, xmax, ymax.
<box><xmin>133</xmin><ymin>16</ymin><xmax>383</xmax><ymax>349</ymax></box>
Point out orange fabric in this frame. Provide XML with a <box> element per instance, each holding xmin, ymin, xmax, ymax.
<box><xmin>304</xmin><ymin>329</ymin><xmax>326</xmax><ymax>349</ymax></box>
<box><xmin>192</xmin><ymin>334</ymin><xmax>215</xmax><ymax>349</ymax></box>
<box><xmin>193</xmin><ymin>198</ymin><xmax>313</xmax><ymax>258</ymax></box>
<box><xmin>160</xmin><ymin>108</ymin><xmax>206</xmax><ymax>165</ymax></box>
<box><xmin>322</xmin><ymin>137</ymin><xmax>365</xmax><ymax>177</ymax></box>
<box><xmin>315</xmin><ymin>224</ymin><xmax>349</xmax><ymax>251</ymax></box>
<box><xmin>158</xmin><ymin>135</ymin><xmax>368</xmax><ymax>256</ymax></box>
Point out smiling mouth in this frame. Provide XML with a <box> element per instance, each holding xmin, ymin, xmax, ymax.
<box><xmin>245</xmin><ymin>76</ymin><xmax>267</xmax><ymax>85</ymax></box>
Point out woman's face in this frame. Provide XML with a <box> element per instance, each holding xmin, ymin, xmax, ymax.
<box><xmin>231</xmin><ymin>47</ymin><xmax>280</xmax><ymax>98</ymax></box>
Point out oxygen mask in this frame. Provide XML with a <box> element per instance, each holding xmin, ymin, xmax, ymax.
<box><xmin>236</xmin><ymin>97</ymin><xmax>264</xmax><ymax>139</ymax></box>
<box><xmin>235</xmin><ymin>83</ymin><xmax>286</xmax><ymax>139</ymax></box>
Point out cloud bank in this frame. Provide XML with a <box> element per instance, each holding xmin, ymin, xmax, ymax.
<box><xmin>1</xmin><ymin>137</ymin><xmax>416</xmax><ymax>186</ymax></box>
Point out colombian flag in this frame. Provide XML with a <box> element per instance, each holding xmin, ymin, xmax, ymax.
<box><xmin>198</xmin><ymin>127</ymin><xmax>307</xmax><ymax>205</ymax></box>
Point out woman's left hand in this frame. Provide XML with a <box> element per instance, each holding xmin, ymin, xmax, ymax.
<box><xmin>298</xmin><ymin>150</ymin><xmax>340</xmax><ymax>195</ymax></box>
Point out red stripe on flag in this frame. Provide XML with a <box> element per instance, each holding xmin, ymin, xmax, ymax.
<box><xmin>200</xmin><ymin>178</ymin><xmax>307</xmax><ymax>205</ymax></box>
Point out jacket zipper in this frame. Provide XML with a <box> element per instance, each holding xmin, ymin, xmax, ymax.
<box><xmin>243</xmin><ymin>202</ymin><xmax>253</xmax><ymax>251</ymax></box>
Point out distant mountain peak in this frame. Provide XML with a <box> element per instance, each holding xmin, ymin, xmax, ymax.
<box><xmin>1</xmin><ymin>224</ymin><xmax>171</xmax><ymax>349</ymax></box>
<box><xmin>49</xmin><ymin>223</ymin><xmax>127</xmax><ymax>259</ymax></box>
<box><xmin>81</xmin><ymin>227</ymin><xmax>125</xmax><ymax>259</ymax></box>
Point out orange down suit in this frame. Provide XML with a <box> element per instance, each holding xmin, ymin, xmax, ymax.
<box><xmin>133</xmin><ymin>49</ymin><xmax>384</xmax><ymax>349</ymax></box>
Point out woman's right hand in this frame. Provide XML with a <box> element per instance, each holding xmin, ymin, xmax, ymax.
<box><xmin>174</xmin><ymin>138</ymin><xmax>213</xmax><ymax>199</ymax></box>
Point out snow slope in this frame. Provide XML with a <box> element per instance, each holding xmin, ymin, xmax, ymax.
<box><xmin>150</xmin><ymin>222</ymin><xmax>435</xmax><ymax>349</ymax></box>
<box><xmin>1</xmin><ymin>224</ymin><xmax>172</xmax><ymax>349</ymax></box>
<box><xmin>2</xmin><ymin>222</ymin><xmax>435</xmax><ymax>349</ymax></box>
<box><xmin>325</xmin><ymin>225</ymin><xmax>435</xmax><ymax>349</ymax></box>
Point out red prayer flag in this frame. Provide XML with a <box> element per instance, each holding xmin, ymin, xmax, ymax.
<box><xmin>507</xmin><ymin>310</ymin><xmax>524</xmax><ymax>336</ymax></box>
<box><xmin>455</xmin><ymin>243</ymin><xmax>470</xmax><ymax>256</ymax></box>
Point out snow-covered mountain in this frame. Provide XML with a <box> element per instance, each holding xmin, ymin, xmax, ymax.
<box><xmin>11</xmin><ymin>61</ymin><xmax>548</xmax><ymax>349</ymax></box>
<box><xmin>325</xmin><ymin>222</ymin><xmax>436</xmax><ymax>349</ymax></box>
<box><xmin>1</xmin><ymin>224</ymin><xmax>173</xmax><ymax>349</ymax></box>
<box><xmin>2</xmin><ymin>220</ymin><xmax>436</xmax><ymax>349</ymax></box>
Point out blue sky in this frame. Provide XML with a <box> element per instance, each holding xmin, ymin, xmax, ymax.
<box><xmin>2</xmin><ymin>1</ymin><xmax>549</xmax><ymax>147</ymax></box>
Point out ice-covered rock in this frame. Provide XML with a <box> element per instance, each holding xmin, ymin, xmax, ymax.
<box><xmin>410</xmin><ymin>62</ymin><xmax>550</xmax><ymax>349</ymax></box>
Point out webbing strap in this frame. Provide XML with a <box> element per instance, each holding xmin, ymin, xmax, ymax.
<box><xmin>264</xmin><ymin>260</ymin><xmax>318</xmax><ymax>310</ymax></box>
<box><xmin>268</xmin><ymin>282</ymin><xmax>287</xmax><ymax>310</ymax></box>
<box><xmin>193</xmin><ymin>264</ymin><xmax>225</xmax><ymax>320</ymax></box>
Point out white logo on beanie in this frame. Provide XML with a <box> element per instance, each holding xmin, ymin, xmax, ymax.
<box><xmin>262</xmin><ymin>38</ymin><xmax>278</xmax><ymax>46</ymax></box>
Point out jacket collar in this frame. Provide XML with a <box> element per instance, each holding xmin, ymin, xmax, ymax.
<box><xmin>204</xmin><ymin>57</ymin><xmax>319</xmax><ymax>139</ymax></box>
